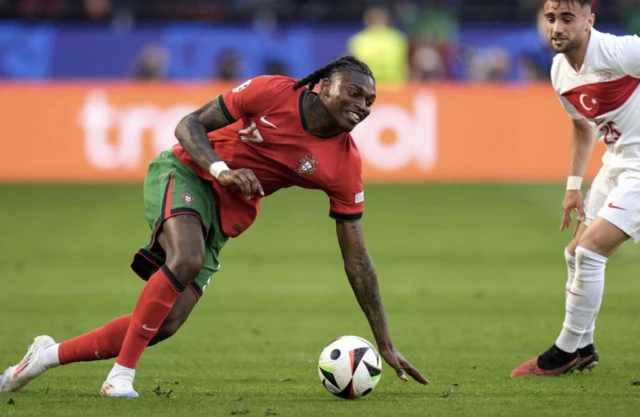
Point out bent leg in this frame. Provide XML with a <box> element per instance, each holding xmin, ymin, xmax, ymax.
<box><xmin>556</xmin><ymin>217</ymin><xmax>629</xmax><ymax>354</ymax></box>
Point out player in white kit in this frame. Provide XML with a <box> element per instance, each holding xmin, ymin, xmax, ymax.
<box><xmin>512</xmin><ymin>0</ymin><xmax>640</xmax><ymax>377</ymax></box>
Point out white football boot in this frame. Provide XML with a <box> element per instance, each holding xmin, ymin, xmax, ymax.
<box><xmin>100</xmin><ymin>378</ymin><xmax>139</xmax><ymax>398</ymax></box>
<box><xmin>0</xmin><ymin>335</ymin><xmax>56</xmax><ymax>392</ymax></box>
<box><xmin>100</xmin><ymin>363</ymin><xmax>139</xmax><ymax>398</ymax></box>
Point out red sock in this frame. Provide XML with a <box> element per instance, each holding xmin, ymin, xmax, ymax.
<box><xmin>58</xmin><ymin>315</ymin><xmax>131</xmax><ymax>364</ymax></box>
<box><xmin>116</xmin><ymin>266</ymin><xmax>183</xmax><ymax>369</ymax></box>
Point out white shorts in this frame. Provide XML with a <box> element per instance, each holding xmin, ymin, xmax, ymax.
<box><xmin>583</xmin><ymin>167</ymin><xmax>640</xmax><ymax>242</ymax></box>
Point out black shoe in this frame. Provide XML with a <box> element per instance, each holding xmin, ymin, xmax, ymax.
<box><xmin>577</xmin><ymin>344</ymin><xmax>599</xmax><ymax>371</ymax></box>
<box><xmin>511</xmin><ymin>345</ymin><xmax>579</xmax><ymax>378</ymax></box>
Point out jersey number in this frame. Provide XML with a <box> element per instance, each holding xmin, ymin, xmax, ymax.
<box><xmin>238</xmin><ymin>121</ymin><xmax>264</xmax><ymax>143</ymax></box>
<box><xmin>597</xmin><ymin>120</ymin><xmax>621</xmax><ymax>145</ymax></box>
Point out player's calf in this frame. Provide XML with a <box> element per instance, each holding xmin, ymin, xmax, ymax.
<box><xmin>103</xmin><ymin>215</ymin><xmax>205</xmax><ymax>398</ymax></box>
<box><xmin>149</xmin><ymin>288</ymin><xmax>199</xmax><ymax>346</ymax></box>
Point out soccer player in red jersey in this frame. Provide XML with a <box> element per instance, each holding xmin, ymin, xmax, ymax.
<box><xmin>1</xmin><ymin>56</ymin><xmax>429</xmax><ymax>396</ymax></box>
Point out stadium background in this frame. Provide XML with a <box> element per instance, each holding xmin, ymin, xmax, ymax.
<box><xmin>2</xmin><ymin>1</ymin><xmax>640</xmax><ymax>416</ymax></box>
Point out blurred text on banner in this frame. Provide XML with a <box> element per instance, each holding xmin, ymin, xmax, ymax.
<box><xmin>0</xmin><ymin>82</ymin><xmax>603</xmax><ymax>183</ymax></box>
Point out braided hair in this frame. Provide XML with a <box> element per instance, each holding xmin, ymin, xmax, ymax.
<box><xmin>293</xmin><ymin>56</ymin><xmax>374</xmax><ymax>90</ymax></box>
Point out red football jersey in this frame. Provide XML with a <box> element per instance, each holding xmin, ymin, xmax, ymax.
<box><xmin>172</xmin><ymin>75</ymin><xmax>364</xmax><ymax>238</ymax></box>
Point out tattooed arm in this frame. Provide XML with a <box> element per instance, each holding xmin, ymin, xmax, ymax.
<box><xmin>335</xmin><ymin>220</ymin><xmax>390</xmax><ymax>348</ymax></box>
<box><xmin>174</xmin><ymin>98</ymin><xmax>263</xmax><ymax>199</ymax></box>
<box><xmin>335</xmin><ymin>220</ymin><xmax>429</xmax><ymax>384</ymax></box>
<box><xmin>174</xmin><ymin>98</ymin><xmax>230</xmax><ymax>172</ymax></box>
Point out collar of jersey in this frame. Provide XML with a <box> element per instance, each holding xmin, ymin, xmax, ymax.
<box><xmin>577</xmin><ymin>28</ymin><xmax>600</xmax><ymax>75</ymax></box>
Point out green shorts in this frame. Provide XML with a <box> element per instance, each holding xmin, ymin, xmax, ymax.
<box><xmin>131</xmin><ymin>150</ymin><xmax>228</xmax><ymax>298</ymax></box>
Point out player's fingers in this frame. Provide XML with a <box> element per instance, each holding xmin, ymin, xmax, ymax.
<box><xmin>243</xmin><ymin>173</ymin><xmax>257</xmax><ymax>199</ymax></box>
<box><xmin>383</xmin><ymin>354</ymin><xmax>407</xmax><ymax>381</ymax></box>
<box><xmin>396</xmin><ymin>369</ymin><xmax>408</xmax><ymax>381</ymax></box>
<box><xmin>392</xmin><ymin>361</ymin><xmax>408</xmax><ymax>381</ymax></box>
<box><xmin>234</xmin><ymin>173</ymin><xmax>253</xmax><ymax>198</ymax></box>
<box><xmin>255</xmin><ymin>177</ymin><xmax>265</xmax><ymax>196</ymax></box>
<box><xmin>379</xmin><ymin>348</ymin><xmax>407</xmax><ymax>381</ymax></box>
<box><xmin>235</xmin><ymin>176</ymin><xmax>250</xmax><ymax>198</ymax></box>
<box><xmin>246</xmin><ymin>170</ymin><xmax>263</xmax><ymax>197</ymax></box>
<box><xmin>560</xmin><ymin>212</ymin><xmax>571</xmax><ymax>231</ymax></box>
<box><xmin>401</xmin><ymin>363</ymin><xmax>429</xmax><ymax>385</ymax></box>
<box><xmin>560</xmin><ymin>207</ymin><xmax>568</xmax><ymax>227</ymax></box>
<box><xmin>577</xmin><ymin>202</ymin><xmax>586</xmax><ymax>223</ymax></box>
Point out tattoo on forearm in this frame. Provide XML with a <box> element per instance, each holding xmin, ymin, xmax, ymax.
<box><xmin>339</xmin><ymin>222</ymin><xmax>389</xmax><ymax>346</ymax></box>
<box><xmin>175</xmin><ymin>99</ymin><xmax>229</xmax><ymax>172</ymax></box>
<box><xmin>180</xmin><ymin>115</ymin><xmax>219</xmax><ymax>170</ymax></box>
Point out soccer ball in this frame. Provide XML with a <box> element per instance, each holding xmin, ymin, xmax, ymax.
<box><xmin>317</xmin><ymin>335</ymin><xmax>382</xmax><ymax>399</ymax></box>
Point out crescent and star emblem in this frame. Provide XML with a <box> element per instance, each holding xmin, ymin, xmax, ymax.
<box><xmin>579</xmin><ymin>93</ymin><xmax>598</xmax><ymax>111</ymax></box>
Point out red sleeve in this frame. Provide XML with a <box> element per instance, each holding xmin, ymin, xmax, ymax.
<box><xmin>217</xmin><ymin>76</ymin><xmax>275</xmax><ymax>122</ymax></box>
<box><xmin>327</xmin><ymin>152</ymin><xmax>365</xmax><ymax>222</ymax></box>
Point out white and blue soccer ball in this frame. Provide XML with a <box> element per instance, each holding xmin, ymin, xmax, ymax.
<box><xmin>317</xmin><ymin>335</ymin><xmax>382</xmax><ymax>399</ymax></box>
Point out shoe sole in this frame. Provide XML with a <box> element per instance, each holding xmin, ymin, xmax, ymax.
<box><xmin>577</xmin><ymin>352</ymin><xmax>599</xmax><ymax>372</ymax></box>
<box><xmin>100</xmin><ymin>383</ymin><xmax>139</xmax><ymax>398</ymax></box>
<box><xmin>100</xmin><ymin>389</ymin><xmax>139</xmax><ymax>398</ymax></box>
<box><xmin>578</xmin><ymin>359</ymin><xmax>598</xmax><ymax>372</ymax></box>
<box><xmin>511</xmin><ymin>358</ymin><xmax>579</xmax><ymax>378</ymax></box>
<box><xmin>563</xmin><ymin>362</ymin><xmax>579</xmax><ymax>375</ymax></box>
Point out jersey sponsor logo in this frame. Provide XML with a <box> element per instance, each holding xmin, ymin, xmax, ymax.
<box><xmin>232</xmin><ymin>79</ymin><xmax>252</xmax><ymax>93</ymax></box>
<box><xmin>355</xmin><ymin>191</ymin><xmax>364</xmax><ymax>203</ymax></box>
<box><xmin>259</xmin><ymin>116</ymin><xmax>277</xmax><ymax>129</ymax></box>
<box><xmin>238</xmin><ymin>121</ymin><xmax>264</xmax><ymax>143</ymax></box>
<box><xmin>296</xmin><ymin>155</ymin><xmax>318</xmax><ymax>175</ymax></box>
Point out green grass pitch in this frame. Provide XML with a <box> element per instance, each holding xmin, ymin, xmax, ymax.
<box><xmin>1</xmin><ymin>183</ymin><xmax>640</xmax><ymax>416</ymax></box>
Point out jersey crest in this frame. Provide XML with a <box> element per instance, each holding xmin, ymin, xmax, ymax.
<box><xmin>296</xmin><ymin>156</ymin><xmax>318</xmax><ymax>176</ymax></box>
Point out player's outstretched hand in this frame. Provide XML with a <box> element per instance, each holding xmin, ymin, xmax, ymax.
<box><xmin>560</xmin><ymin>189</ymin><xmax>585</xmax><ymax>232</ymax></box>
<box><xmin>379</xmin><ymin>345</ymin><xmax>429</xmax><ymax>385</ymax></box>
<box><xmin>218</xmin><ymin>168</ymin><xmax>264</xmax><ymax>199</ymax></box>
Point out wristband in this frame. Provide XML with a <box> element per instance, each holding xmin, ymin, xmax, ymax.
<box><xmin>209</xmin><ymin>161</ymin><xmax>230</xmax><ymax>179</ymax></box>
<box><xmin>566</xmin><ymin>176</ymin><xmax>583</xmax><ymax>190</ymax></box>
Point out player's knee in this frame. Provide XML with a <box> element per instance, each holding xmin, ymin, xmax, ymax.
<box><xmin>576</xmin><ymin>230</ymin><xmax>614</xmax><ymax>258</ymax></box>
<box><xmin>166</xmin><ymin>250</ymin><xmax>205</xmax><ymax>285</ymax></box>
<box><xmin>577</xmin><ymin>232</ymin><xmax>598</xmax><ymax>253</ymax></box>
<box><xmin>577</xmin><ymin>223</ymin><xmax>600</xmax><ymax>248</ymax></box>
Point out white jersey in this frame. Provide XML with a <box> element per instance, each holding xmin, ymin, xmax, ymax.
<box><xmin>551</xmin><ymin>28</ymin><xmax>640</xmax><ymax>175</ymax></box>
